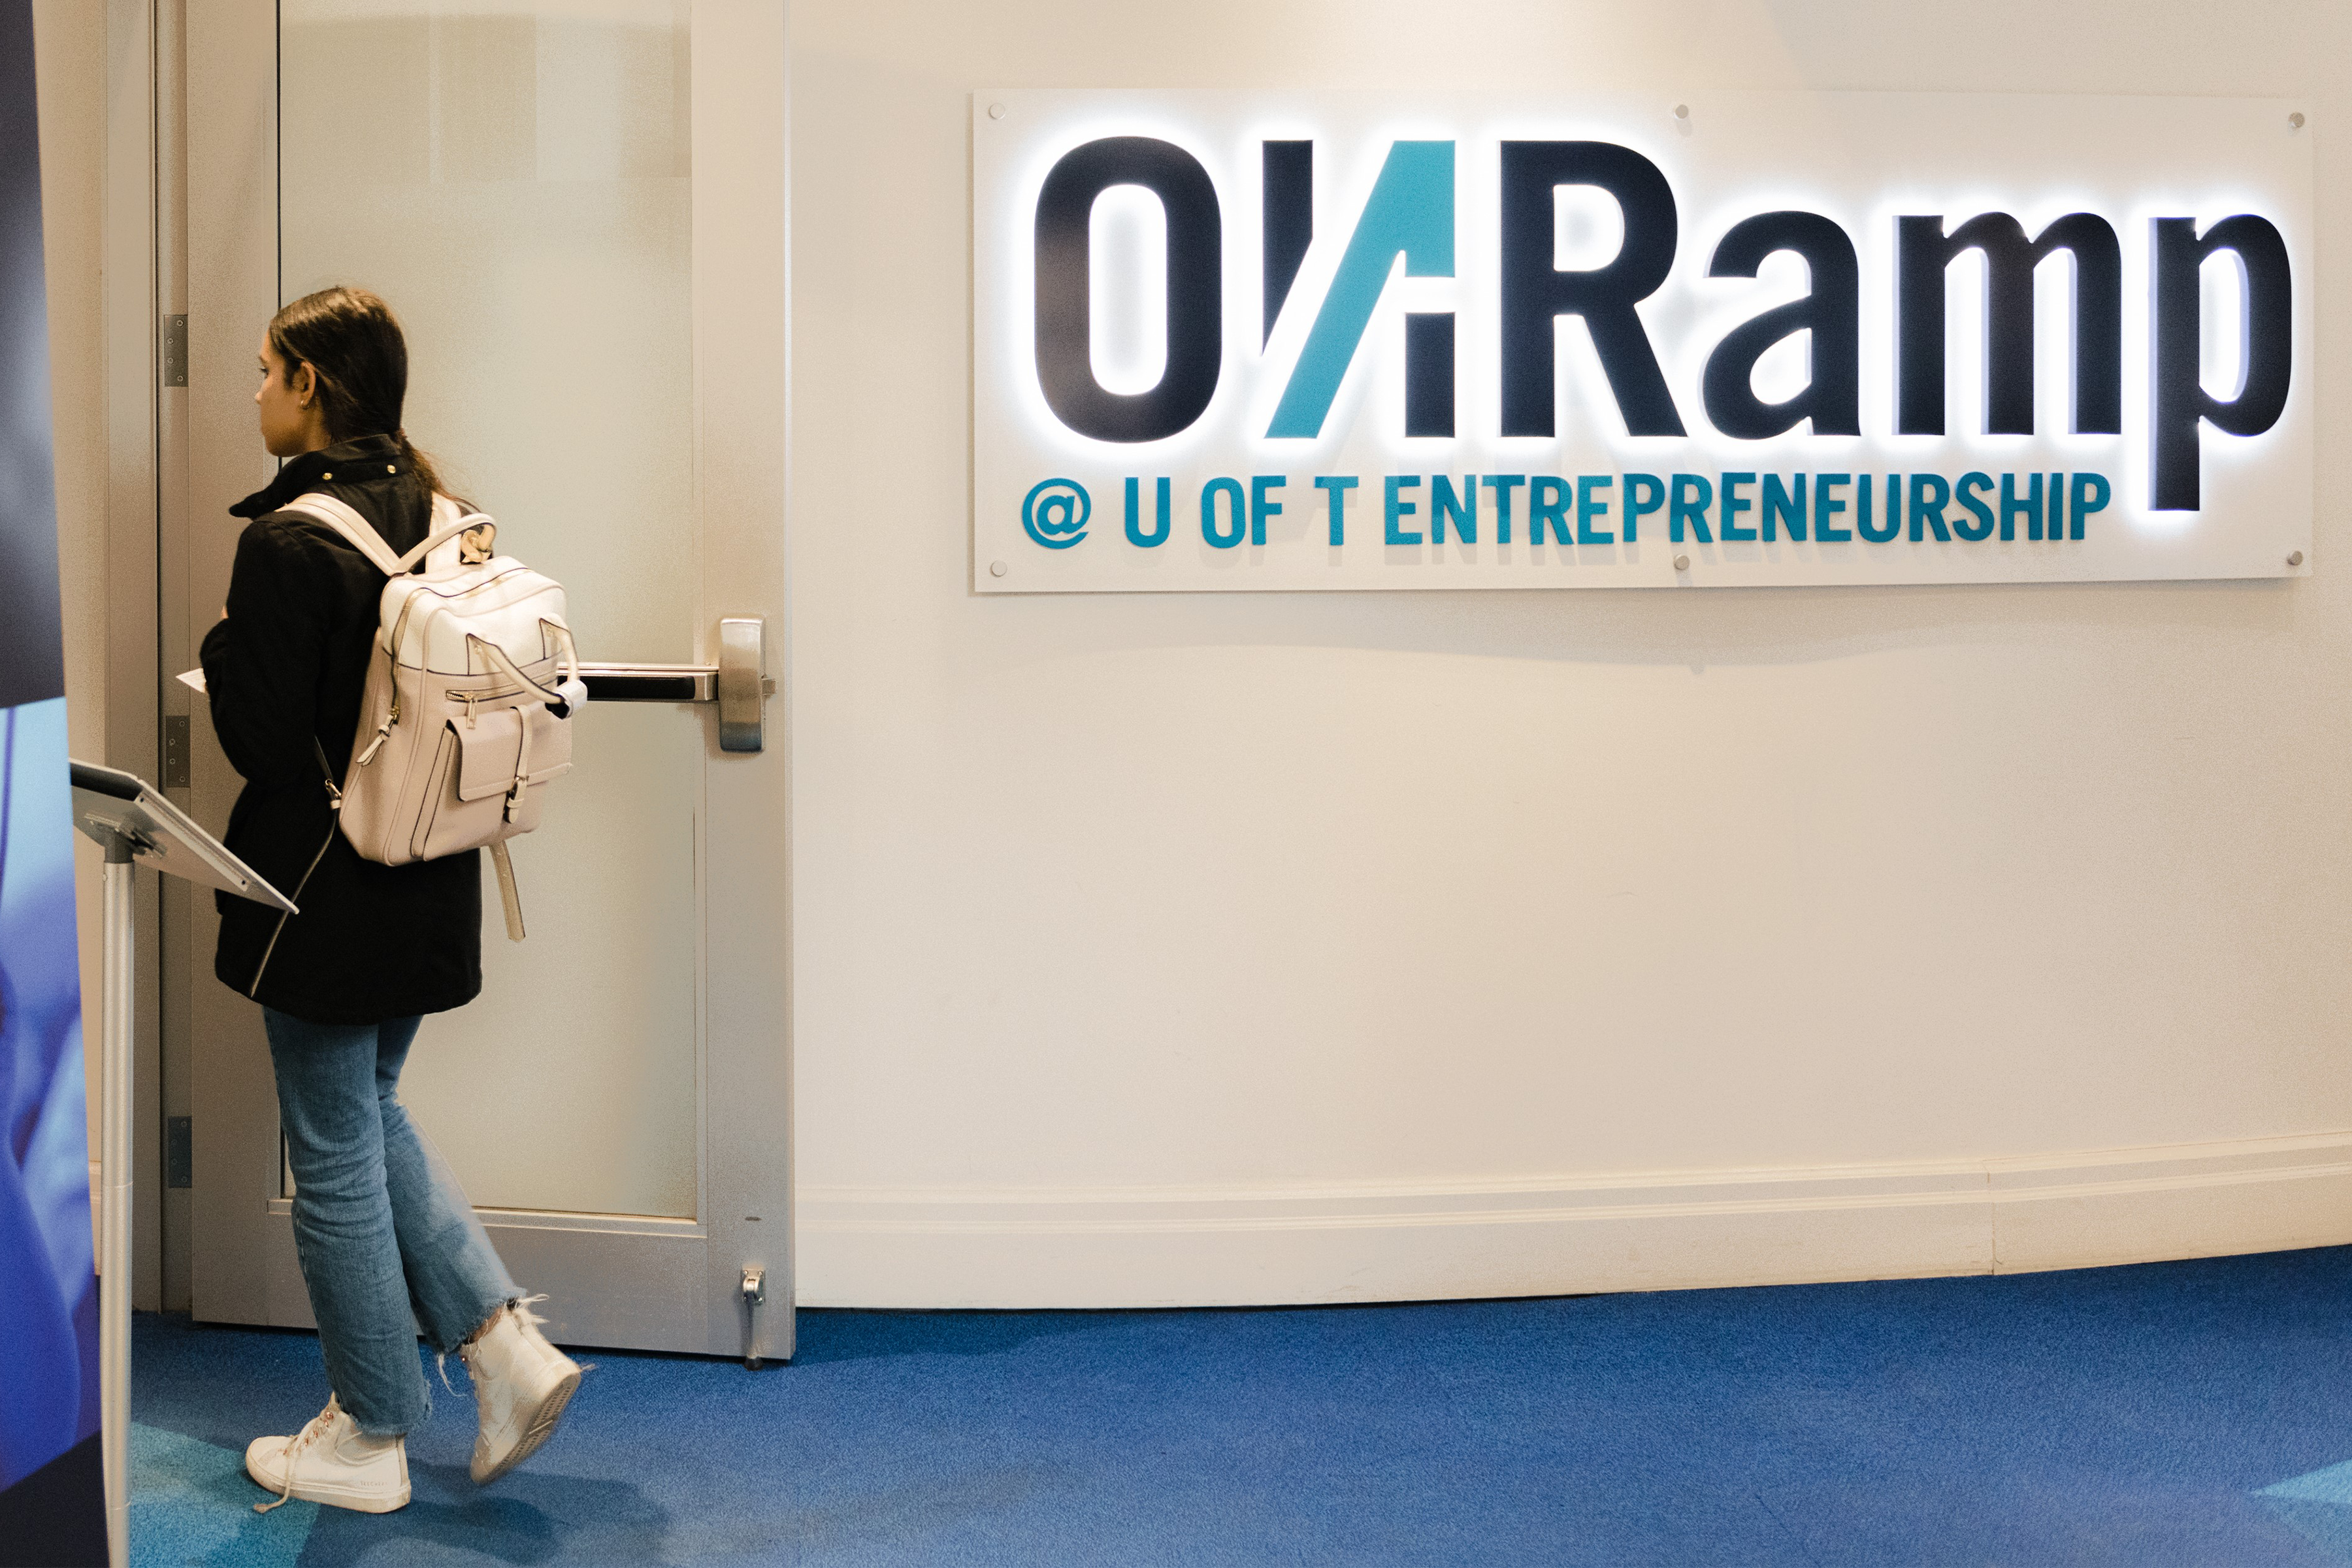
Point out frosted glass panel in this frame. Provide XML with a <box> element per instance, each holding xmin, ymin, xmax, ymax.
<box><xmin>404</xmin><ymin>704</ymin><xmax>699</xmax><ymax>1217</ymax></box>
<box><xmin>280</xmin><ymin>1</ymin><xmax>700</xmax><ymax>1217</ymax></box>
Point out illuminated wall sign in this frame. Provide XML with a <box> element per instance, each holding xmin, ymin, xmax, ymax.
<box><xmin>972</xmin><ymin>91</ymin><xmax>2311</xmax><ymax>593</ymax></box>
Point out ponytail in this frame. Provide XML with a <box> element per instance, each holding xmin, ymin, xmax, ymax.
<box><xmin>268</xmin><ymin>287</ymin><xmax>454</xmax><ymax>497</ymax></box>
<box><xmin>391</xmin><ymin>430</ymin><xmax>448</xmax><ymax>498</ymax></box>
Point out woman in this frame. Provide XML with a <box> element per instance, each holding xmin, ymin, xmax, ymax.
<box><xmin>201</xmin><ymin>286</ymin><xmax>580</xmax><ymax>1515</ymax></box>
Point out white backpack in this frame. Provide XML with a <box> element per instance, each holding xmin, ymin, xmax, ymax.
<box><xmin>278</xmin><ymin>491</ymin><xmax>581</xmax><ymax>941</ymax></box>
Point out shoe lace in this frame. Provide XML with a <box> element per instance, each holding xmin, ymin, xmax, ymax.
<box><xmin>253</xmin><ymin>1399</ymin><xmax>340</xmax><ymax>1514</ymax></box>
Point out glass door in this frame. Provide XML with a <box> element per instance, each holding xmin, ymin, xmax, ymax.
<box><xmin>177</xmin><ymin>0</ymin><xmax>789</xmax><ymax>1360</ymax></box>
<box><xmin>277</xmin><ymin>0</ymin><xmax>704</xmax><ymax>1221</ymax></box>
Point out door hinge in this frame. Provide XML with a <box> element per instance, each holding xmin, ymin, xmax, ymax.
<box><xmin>165</xmin><ymin>1117</ymin><xmax>191</xmax><ymax>1188</ymax></box>
<box><xmin>162</xmin><ymin>714</ymin><xmax>191</xmax><ymax>789</ymax></box>
<box><xmin>161</xmin><ymin>314</ymin><xmax>188</xmax><ymax>387</ymax></box>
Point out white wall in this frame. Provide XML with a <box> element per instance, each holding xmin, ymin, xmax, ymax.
<box><xmin>788</xmin><ymin>0</ymin><xmax>2352</xmax><ymax>1307</ymax></box>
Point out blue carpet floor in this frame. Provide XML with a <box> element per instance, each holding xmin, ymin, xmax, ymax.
<box><xmin>128</xmin><ymin>1245</ymin><xmax>2352</xmax><ymax>1567</ymax></box>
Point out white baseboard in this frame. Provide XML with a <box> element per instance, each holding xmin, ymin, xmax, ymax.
<box><xmin>798</xmin><ymin>1132</ymin><xmax>2352</xmax><ymax>1308</ymax></box>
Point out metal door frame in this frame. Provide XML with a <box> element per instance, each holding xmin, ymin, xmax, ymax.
<box><xmin>163</xmin><ymin>0</ymin><xmax>791</xmax><ymax>1360</ymax></box>
<box><xmin>97</xmin><ymin>0</ymin><xmax>168</xmax><ymax>1318</ymax></box>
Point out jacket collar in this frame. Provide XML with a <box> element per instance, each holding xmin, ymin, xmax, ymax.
<box><xmin>230</xmin><ymin>434</ymin><xmax>407</xmax><ymax>519</ymax></box>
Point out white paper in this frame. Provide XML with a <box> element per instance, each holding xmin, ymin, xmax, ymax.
<box><xmin>176</xmin><ymin>668</ymin><xmax>206</xmax><ymax>694</ymax></box>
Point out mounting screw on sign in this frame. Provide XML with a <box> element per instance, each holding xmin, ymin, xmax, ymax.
<box><xmin>1022</xmin><ymin>478</ymin><xmax>1091</xmax><ymax>549</ymax></box>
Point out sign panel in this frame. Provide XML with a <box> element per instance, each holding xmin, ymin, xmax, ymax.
<box><xmin>973</xmin><ymin>91</ymin><xmax>2312</xmax><ymax>593</ymax></box>
<box><xmin>0</xmin><ymin>0</ymin><xmax>103</xmax><ymax>1558</ymax></box>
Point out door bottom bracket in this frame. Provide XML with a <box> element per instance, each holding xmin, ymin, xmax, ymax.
<box><xmin>741</xmin><ymin>1266</ymin><xmax>767</xmax><ymax>1369</ymax></box>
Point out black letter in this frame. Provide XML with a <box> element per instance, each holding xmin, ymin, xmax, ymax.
<box><xmin>1035</xmin><ymin>137</ymin><xmax>1222</xmax><ymax>443</ymax></box>
<box><xmin>1405</xmin><ymin>313</ymin><xmax>1454</xmax><ymax>438</ymax></box>
<box><xmin>1702</xmin><ymin>212</ymin><xmax>1859</xmax><ymax>438</ymax></box>
<box><xmin>1897</xmin><ymin>213</ymin><xmax>2121</xmax><ymax>436</ymax></box>
<box><xmin>1263</xmin><ymin>140</ymin><xmax>1312</xmax><ymax>347</ymax></box>
<box><xmin>2152</xmin><ymin>216</ymin><xmax>2293</xmax><ymax>511</ymax></box>
<box><xmin>1499</xmin><ymin>142</ymin><xmax>1684</xmax><ymax>437</ymax></box>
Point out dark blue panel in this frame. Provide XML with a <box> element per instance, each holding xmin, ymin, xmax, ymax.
<box><xmin>0</xmin><ymin>0</ymin><xmax>62</xmax><ymax>710</ymax></box>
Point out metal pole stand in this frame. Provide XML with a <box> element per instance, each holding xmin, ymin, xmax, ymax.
<box><xmin>70</xmin><ymin>756</ymin><xmax>294</xmax><ymax>1568</ymax></box>
<box><xmin>99</xmin><ymin>834</ymin><xmax>134</xmax><ymax>1568</ymax></box>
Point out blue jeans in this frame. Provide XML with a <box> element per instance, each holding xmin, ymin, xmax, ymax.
<box><xmin>263</xmin><ymin>1008</ymin><xmax>517</xmax><ymax>1436</ymax></box>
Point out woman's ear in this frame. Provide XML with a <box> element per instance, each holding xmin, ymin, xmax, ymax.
<box><xmin>293</xmin><ymin>360</ymin><xmax>315</xmax><ymax>406</ymax></box>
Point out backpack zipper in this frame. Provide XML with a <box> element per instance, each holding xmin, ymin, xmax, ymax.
<box><xmin>246</xmin><ymin>753</ymin><xmax>347</xmax><ymax>998</ymax></box>
<box><xmin>244</xmin><ymin>820</ymin><xmax>339</xmax><ymax>1000</ymax></box>
<box><xmin>362</xmin><ymin>572</ymin><xmax>538</xmax><ymax>760</ymax></box>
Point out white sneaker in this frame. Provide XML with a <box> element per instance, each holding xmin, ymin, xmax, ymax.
<box><xmin>459</xmin><ymin>1296</ymin><xmax>583</xmax><ymax>1484</ymax></box>
<box><xmin>244</xmin><ymin>1394</ymin><xmax>410</xmax><ymax>1514</ymax></box>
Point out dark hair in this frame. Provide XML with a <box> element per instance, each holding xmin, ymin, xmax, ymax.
<box><xmin>267</xmin><ymin>286</ymin><xmax>449</xmax><ymax>496</ymax></box>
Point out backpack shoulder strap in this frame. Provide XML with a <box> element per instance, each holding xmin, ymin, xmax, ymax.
<box><xmin>276</xmin><ymin>492</ymin><xmax>404</xmax><ymax>575</ymax></box>
<box><xmin>278</xmin><ymin>491</ymin><xmax>489</xmax><ymax>577</ymax></box>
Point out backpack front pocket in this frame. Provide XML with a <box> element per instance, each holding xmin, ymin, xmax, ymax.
<box><xmin>444</xmin><ymin>702</ymin><xmax>574</xmax><ymax>852</ymax></box>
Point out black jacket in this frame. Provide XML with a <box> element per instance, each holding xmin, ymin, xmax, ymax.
<box><xmin>200</xmin><ymin>434</ymin><xmax>482</xmax><ymax>1024</ymax></box>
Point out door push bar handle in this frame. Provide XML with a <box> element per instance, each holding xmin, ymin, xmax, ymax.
<box><xmin>576</xmin><ymin>664</ymin><xmax>716</xmax><ymax>702</ymax></box>
<box><xmin>715</xmin><ymin>618</ymin><xmax>764</xmax><ymax>754</ymax></box>
<box><xmin>575</xmin><ymin>617</ymin><xmax>770</xmax><ymax>753</ymax></box>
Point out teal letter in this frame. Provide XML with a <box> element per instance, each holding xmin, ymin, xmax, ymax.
<box><xmin>1670</xmin><ymin>474</ymin><xmax>1714</xmax><ymax>542</ymax></box>
<box><xmin>1761</xmin><ymin>474</ymin><xmax>1806</xmax><ymax>542</ymax></box>
<box><xmin>1624</xmin><ymin>473</ymin><xmax>1665</xmax><ymax>543</ymax></box>
<box><xmin>1529</xmin><ymin>477</ymin><xmax>1571</xmax><ymax>544</ymax></box>
<box><xmin>1483</xmin><ymin>474</ymin><xmax>1526</xmax><ymax>544</ymax></box>
<box><xmin>2001</xmin><ymin>472</ymin><xmax>2042</xmax><ymax>540</ymax></box>
<box><xmin>1203</xmin><ymin>477</ymin><xmax>1246</xmax><ymax>549</ymax></box>
<box><xmin>1267</xmin><ymin>141</ymin><xmax>1456</xmax><ymax>438</ymax></box>
<box><xmin>1577</xmin><ymin>476</ymin><xmax>1615</xmax><ymax>544</ymax></box>
<box><xmin>1858</xmin><ymin>474</ymin><xmax>1899</xmax><ymax>543</ymax></box>
<box><xmin>1908</xmin><ymin>474</ymin><xmax>1952</xmax><ymax>542</ymax></box>
<box><xmin>1314</xmin><ymin>475</ymin><xmax>1358</xmax><ymax>544</ymax></box>
<box><xmin>1814</xmin><ymin>474</ymin><xmax>1852</xmax><ymax>542</ymax></box>
<box><xmin>1720</xmin><ymin>472</ymin><xmax>1757</xmax><ymax>541</ymax></box>
<box><xmin>1384</xmin><ymin>475</ymin><xmax>1424</xmax><ymax>544</ymax></box>
<box><xmin>2068</xmin><ymin>472</ymin><xmax>2109</xmax><ymax>538</ymax></box>
<box><xmin>1125</xmin><ymin>476</ymin><xmax>1172</xmax><ymax>547</ymax></box>
<box><xmin>1250</xmin><ymin>474</ymin><xmax>1286</xmax><ymax>546</ymax></box>
<box><xmin>1432</xmin><ymin>474</ymin><xmax>1477</xmax><ymax>543</ymax></box>
<box><xmin>1953</xmin><ymin>472</ymin><xmax>1995</xmax><ymax>540</ymax></box>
